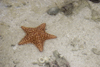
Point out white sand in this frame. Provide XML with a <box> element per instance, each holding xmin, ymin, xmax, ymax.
<box><xmin>0</xmin><ymin>0</ymin><xmax>100</xmax><ymax>67</ymax></box>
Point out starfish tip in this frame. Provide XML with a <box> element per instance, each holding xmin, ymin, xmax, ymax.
<box><xmin>18</xmin><ymin>42</ymin><xmax>22</xmax><ymax>45</ymax></box>
<box><xmin>39</xmin><ymin>49</ymin><xmax>43</xmax><ymax>52</ymax></box>
<box><xmin>21</xmin><ymin>26</ymin><xmax>25</xmax><ymax>29</ymax></box>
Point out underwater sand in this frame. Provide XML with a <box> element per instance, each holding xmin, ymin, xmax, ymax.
<box><xmin>0</xmin><ymin>0</ymin><xmax>100</xmax><ymax>67</ymax></box>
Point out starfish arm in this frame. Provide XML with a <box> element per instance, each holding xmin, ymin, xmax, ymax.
<box><xmin>18</xmin><ymin>35</ymin><xmax>31</xmax><ymax>45</ymax></box>
<box><xmin>35</xmin><ymin>43</ymin><xmax>44</xmax><ymax>52</ymax></box>
<box><xmin>21</xmin><ymin>26</ymin><xmax>35</xmax><ymax>33</ymax></box>
<box><xmin>37</xmin><ymin>23</ymin><xmax>46</xmax><ymax>31</ymax></box>
<box><xmin>44</xmin><ymin>33</ymin><xmax>57</xmax><ymax>40</ymax></box>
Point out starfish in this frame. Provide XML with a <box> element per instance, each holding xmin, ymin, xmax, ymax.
<box><xmin>18</xmin><ymin>23</ymin><xmax>57</xmax><ymax>52</ymax></box>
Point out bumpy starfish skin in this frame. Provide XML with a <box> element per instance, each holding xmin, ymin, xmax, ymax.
<box><xmin>18</xmin><ymin>23</ymin><xmax>57</xmax><ymax>52</ymax></box>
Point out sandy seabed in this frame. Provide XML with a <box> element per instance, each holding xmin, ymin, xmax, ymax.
<box><xmin>0</xmin><ymin>0</ymin><xmax>100</xmax><ymax>67</ymax></box>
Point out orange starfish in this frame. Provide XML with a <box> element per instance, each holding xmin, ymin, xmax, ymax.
<box><xmin>18</xmin><ymin>23</ymin><xmax>57</xmax><ymax>52</ymax></box>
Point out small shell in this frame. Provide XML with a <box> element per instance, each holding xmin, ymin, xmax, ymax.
<box><xmin>44</xmin><ymin>56</ymin><xmax>50</xmax><ymax>63</ymax></box>
<box><xmin>59</xmin><ymin>54</ymin><xmax>64</xmax><ymax>58</ymax></box>
<box><xmin>47</xmin><ymin>7</ymin><xmax>60</xmax><ymax>15</ymax></box>
<box><xmin>38</xmin><ymin>57</ymin><xmax>45</xmax><ymax>63</ymax></box>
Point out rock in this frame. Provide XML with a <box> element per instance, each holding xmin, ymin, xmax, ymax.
<box><xmin>47</xmin><ymin>7</ymin><xmax>60</xmax><ymax>15</ymax></box>
<box><xmin>61</xmin><ymin>3</ymin><xmax>74</xmax><ymax>16</ymax></box>
<box><xmin>11</xmin><ymin>44</ymin><xmax>15</xmax><ymax>47</ymax></box>
<box><xmin>53</xmin><ymin>50</ymin><xmax>70</xmax><ymax>67</ymax></box>
<box><xmin>91</xmin><ymin>10</ymin><xmax>100</xmax><ymax>22</ymax></box>
<box><xmin>33</xmin><ymin>50</ymin><xmax>70</xmax><ymax>67</ymax></box>
<box><xmin>89</xmin><ymin>0</ymin><xmax>100</xmax><ymax>3</ymax></box>
<box><xmin>92</xmin><ymin>48</ymin><xmax>100</xmax><ymax>55</ymax></box>
<box><xmin>48</xmin><ymin>60</ymin><xmax>59</xmax><ymax>67</ymax></box>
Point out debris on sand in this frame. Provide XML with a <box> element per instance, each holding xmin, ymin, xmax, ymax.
<box><xmin>61</xmin><ymin>3</ymin><xmax>74</xmax><ymax>15</ymax></box>
<box><xmin>89</xmin><ymin>0</ymin><xmax>100</xmax><ymax>3</ymax></box>
<box><xmin>92</xmin><ymin>48</ymin><xmax>100</xmax><ymax>55</ymax></box>
<box><xmin>32</xmin><ymin>50</ymin><xmax>70</xmax><ymax>67</ymax></box>
<box><xmin>91</xmin><ymin>10</ymin><xmax>100</xmax><ymax>22</ymax></box>
<box><xmin>47</xmin><ymin>0</ymin><xmax>91</xmax><ymax>16</ymax></box>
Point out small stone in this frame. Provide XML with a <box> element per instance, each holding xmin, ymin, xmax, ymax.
<box><xmin>13</xmin><ymin>60</ymin><xmax>19</xmax><ymax>64</ymax></box>
<box><xmin>32</xmin><ymin>50</ymin><xmax>70</xmax><ymax>67</ymax></box>
<box><xmin>92</xmin><ymin>48</ymin><xmax>100</xmax><ymax>55</ymax></box>
<box><xmin>91</xmin><ymin>10</ymin><xmax>100</xmax><ymax>22</ymax></box>
<box><xmin>47</xmin><ymin>7</ymin><xmax>60</xmax><ymax>15</ymax></box>
<box><xmin>23</xmin><ymin>2</ymin><xmax>26</xmax><ymax>5</ymax></box>
<box><xmin>49</xmin><ymin>60</ymin><xmax>59</xmax><ymax>67</ymax></box>
<box><xmin>6</xmin><ymin>4</ymin><xmax>12</xmax><ymax>7</ymax></box>
<box><xmin>89</xmin><ymin>0</ymin><xmax>100</xmax><ymax>3</ymax></box>
<box><xmin>44</xmin><ymin>63</ymin><xmax>50</xmax><ymax>67</ymax></box>
<box><xmin>11</xmin><ymin>44</ymin><xmax>15</xmax><ymax>47</ymax></box>
<box><xmin>53</xmin><ymin>50</ymin><xmax>70</xmax><ymax>67</ymax></box>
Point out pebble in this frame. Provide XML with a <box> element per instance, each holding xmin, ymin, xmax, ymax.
<box><xmin>33</xmin><ymin>50</ymin><xmax>70</xmax><ymax>67</ymax></box>
<box><xmin>13</xmin><ymin>60</ymin><xmax>19</xmax><ymax>64</ymax></box>
<box><xmin>89</xmin><ymin>0</ymin><xmax>100</xmax><ymax>3</ymax></box>
<box><xmin>47</xmin><ymin>7</ymin><xmax>60</xmax><ymax>15</ymax></box>
<box><xmin>92</xmin><ymin>48</ymin><xmax>100</xmax><ymax>55</ymax></box>
<box><xmin>11</xmin><ymin>44</ymin><xmax>15</xmax><ymax>47</ymax></box>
